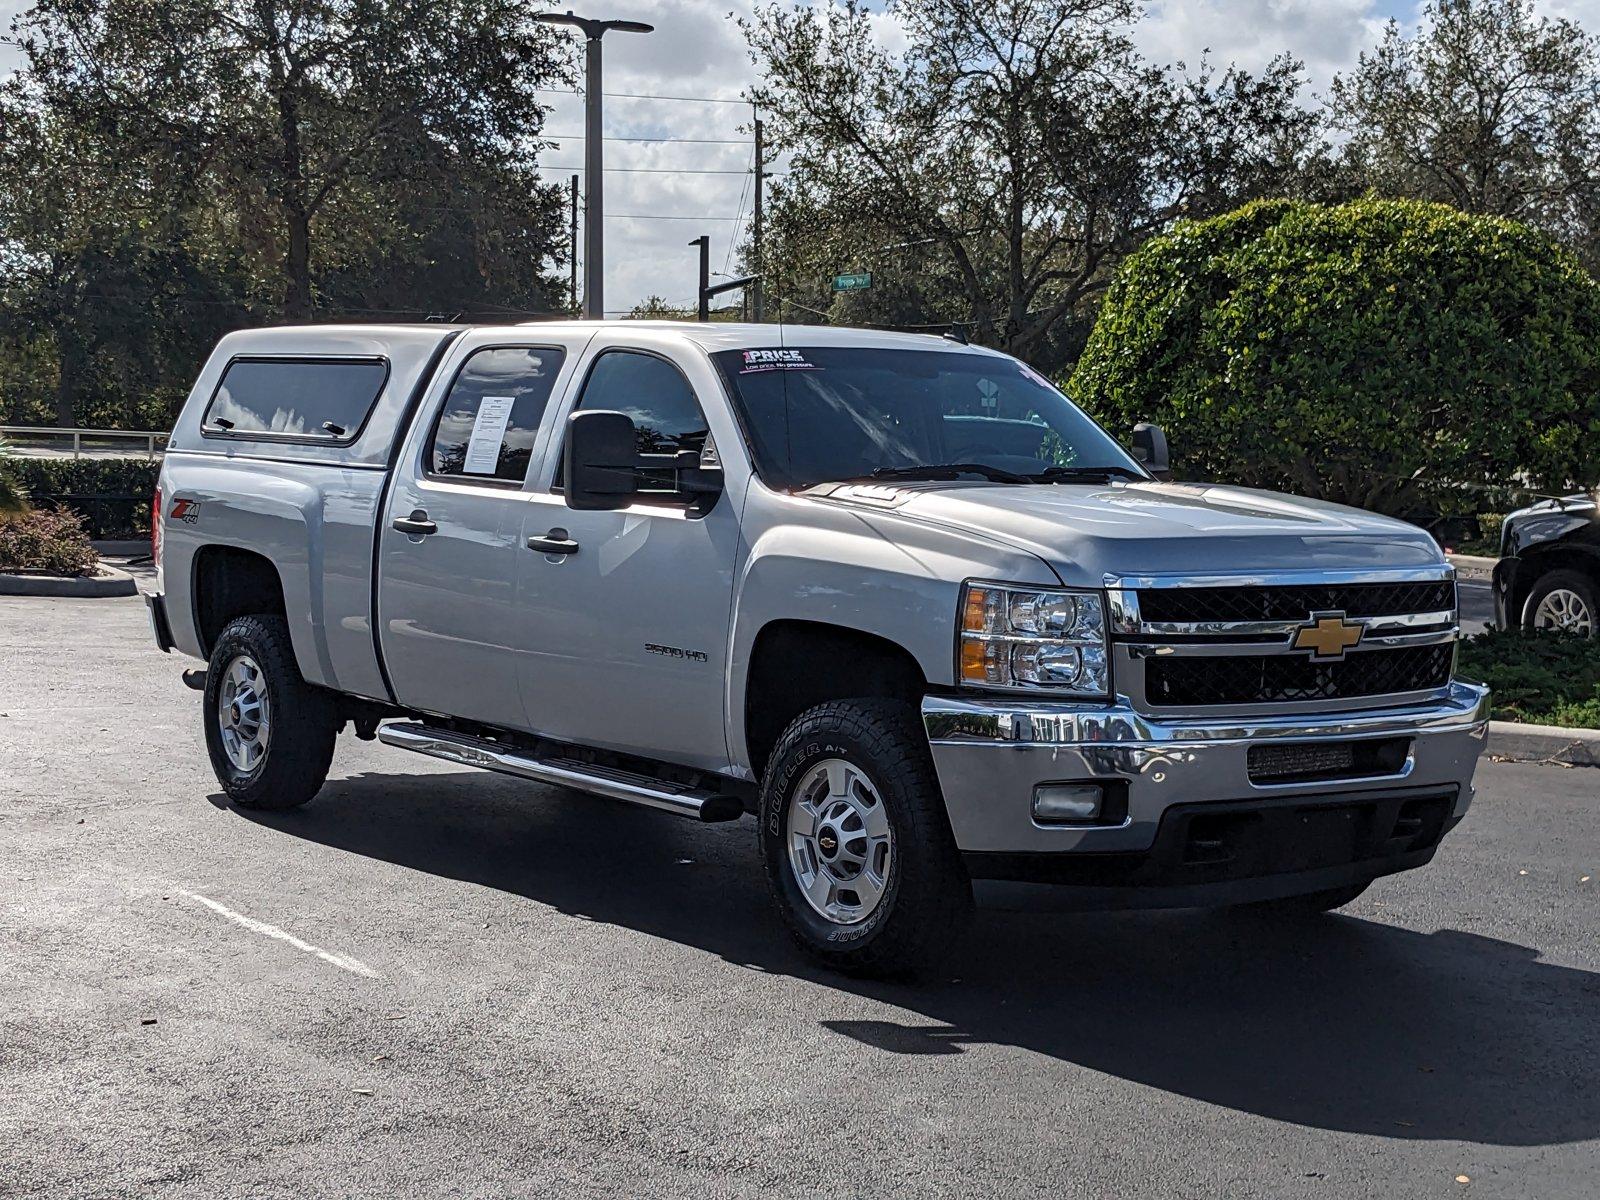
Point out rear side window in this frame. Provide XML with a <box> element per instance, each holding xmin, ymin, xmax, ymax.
<box><xmin>204</xmin><ymin>357</ymin><xmax>388</xmax><ymax>441</ymax></box>
<box><xmin>429</xmin><ymin>346</ymin><xmax>567</xmax><ymax>483</ymax></box>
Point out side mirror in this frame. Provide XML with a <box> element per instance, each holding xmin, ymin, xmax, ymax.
<box><xmin>1132</xmin><ymin>422</ymin><xmax>1172</xmax><ymax>481</ymax></box>
<box><xmin>564</xmin><ymin>410</ymin><xmax>639</xmax><ymax>510</ymax></box>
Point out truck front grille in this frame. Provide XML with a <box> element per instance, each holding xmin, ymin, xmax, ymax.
<box><xmin>1136</xmin><ymin>581</ymin><xmax>1455</xmax><ymax>625</ymax></box>
<box><xmin>1144</xmin><ymin>643</ymin><xmax>1454</xmax><ymax>708</ymax></box>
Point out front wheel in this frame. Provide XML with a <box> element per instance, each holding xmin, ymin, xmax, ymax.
<box><xmin>758</xmin><ymin>699</ymin><xmax>971</xmax><ymax>978</ymax></box>
<box><xmin>203</xmin><ymin>614</ymin><xmax>337</xmax><ymax>810</ymax></box>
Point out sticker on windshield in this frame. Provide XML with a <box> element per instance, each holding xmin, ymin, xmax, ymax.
<box><xmin>740</xmin><ymin>349</ymin><xmax>820</xmax><ymax>374</ymax></box>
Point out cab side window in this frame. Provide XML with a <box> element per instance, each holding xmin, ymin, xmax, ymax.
<box><xmin>429</xmin><ymin>346</ymin><xmax>566</xmax><ymax>484</ymax></box>
<box><xmin>568</xmin><ymin>350</ymin><xmax>711</xmax><ymax>504</ymax></box>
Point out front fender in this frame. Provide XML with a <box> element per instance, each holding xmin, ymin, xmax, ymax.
<box><xmin>726</xmin><ymin>488</ymin><xmax>1056</xmax><ymax>773</ymax></box>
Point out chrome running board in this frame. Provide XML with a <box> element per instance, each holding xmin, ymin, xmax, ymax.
<box><xmin>376</xmin><ymin>721</ymin><xmax>744</xmax><ymax>823</ymax></box>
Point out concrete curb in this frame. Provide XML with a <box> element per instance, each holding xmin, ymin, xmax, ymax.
<box><xmin>91</xmin><ymin>538</ymin><xmax>150</xmax><ymax>557</ymax></box>
<box><xmin>1490</xmin><ymin>719</ymin><xmax>1600</xmax><ymax>768</ymax></box>
<box><xmin>1447</xmin><ymin>553</ymin><xmax>1496</xmax><ymax>583</ymax></box>
<box><xmin>0</xmin><ymin>564</ymin><xmax>138</xmax><ymax>597</ymax></box>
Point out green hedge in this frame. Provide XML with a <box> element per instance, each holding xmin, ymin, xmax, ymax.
<box><xmin>1457</xmin><ymin>630</ymin><xmax>1600</xmax><ymax>729</ymax></box>
<box><xmin>10</xmin><ymin>457</ymin><xmax>161</xmax><ymax>538</ymax></box>
<box><xmin>1070</xmin><ymin>198</ymin><xmax>1600</xmax><ymax>519</ymax></box>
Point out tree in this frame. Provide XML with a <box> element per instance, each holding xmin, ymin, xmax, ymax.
<box><xmin>1069</xmin><ymin>198</ymin><xmax>1600</xmax><ymax>517</ymax></box>
<box><xmin>0</xmin><ymin>0</ymin><xmax>572</xmax><ymax>427</ymax></box>
<box><xmin>1331</xmin><ymin>0</ymin><xmax>1600</xmax><ymax>263</ymax></box>
<box><xmin>741</xmin><ymin>0</ymin><xmax>1319</xmax><ymax>360</ymax></box>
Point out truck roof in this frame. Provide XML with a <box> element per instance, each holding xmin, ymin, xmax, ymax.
<box><xmin>213</xmin><ymin>320</ymin><xmax>1009</xmax><ymax>358</ymax></box>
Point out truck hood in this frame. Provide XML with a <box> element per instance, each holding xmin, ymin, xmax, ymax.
<box><xmin>827</xmin><ymin>480</ymin><xmax>1445</xmax><ymax>587</ymax></box>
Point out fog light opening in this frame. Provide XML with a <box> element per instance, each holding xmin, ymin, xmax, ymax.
<box><xmin>1032</xmin><ymin>783</ymin><xmax>1105</xmax><ymax>824</ymax></box>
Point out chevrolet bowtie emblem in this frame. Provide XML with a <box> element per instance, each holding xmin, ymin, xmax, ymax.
<box><xmin>1291</xmin><ymin>611</ymin><xmax>1364</xmax><ymax>660</ymax></box>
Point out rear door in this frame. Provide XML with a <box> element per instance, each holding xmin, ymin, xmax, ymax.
<box><xmin>378</xmin><ymin>331</ymin><xmax>589</xmax><ymax>727</ymax></box>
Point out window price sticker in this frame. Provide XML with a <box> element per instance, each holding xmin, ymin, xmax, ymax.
<box><xmin>463</xmin><ymin>395</ymin><xmax>515</xmax><ymax>474</ymax></box>
<box><xmin>739</xmin><ymin>349</ymin><xmax>819</xmax><ymax>373</ymax></box>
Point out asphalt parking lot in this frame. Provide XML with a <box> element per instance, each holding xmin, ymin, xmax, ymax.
<box><xmin>2</xmin><ymin>591</ymin><xmax>1595</xmax><ymax>1199</ymax></box>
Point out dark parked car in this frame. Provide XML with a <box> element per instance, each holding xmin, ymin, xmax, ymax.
<box><xmin>1495</xmin><ymin>495</ymin><xmax>1600</xmax><ymax>637</ymax></box>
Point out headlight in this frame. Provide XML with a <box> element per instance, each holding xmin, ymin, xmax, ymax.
<box><xmin>958</xmin><ymin>582</ymin><xmax>1110</xmax><ymax>696</ymax></box>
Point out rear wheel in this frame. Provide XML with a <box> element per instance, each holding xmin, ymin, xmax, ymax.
<box><xmin>203</xmin><ymin>615</ymin><xmax>337</xmax><ymax>810</ymax></box>
<box><xmin>758</xmin><ymin>699</ymin><xmax>971</xmax><ymax>978</ymax></box>
<box><xmin>1523</xmin><ymin>568</ymin><xmax>1597</xmax><ymax>638</ymax></box>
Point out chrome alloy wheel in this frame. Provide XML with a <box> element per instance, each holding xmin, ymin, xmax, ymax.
<box><xmin>786</xmin><ymin>758</ymin><xmax>894</xmax><ymax>925</ymax></box>
<box><xmin>217</xmin><ymin>654</ymin><xmax>271</xmax><ymax>773</ymax></box>
<box><xmin>1532</xmin><ymin>588</ymin><xmax>1594</xmax><ymax>636</ymax></box>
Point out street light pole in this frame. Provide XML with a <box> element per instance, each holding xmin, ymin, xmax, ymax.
<box><xmin>689</xmin><ymin>235</ymin><xmax>710</xmax><ymax>321</ymax></box>
<box><xmin>535</xmin><ymin>11</ymin><xmax>654</xmax><ymax>321</ymax></box>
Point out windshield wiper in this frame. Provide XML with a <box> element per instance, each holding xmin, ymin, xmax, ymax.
<box><xmin>1027</xmin><ymin>464</ymin><xmax>1148</xmax><ymax>483</ymax></box>
<box><xmin>863</xmin><ymin>463</ymin><xmax>1031</xmax><ymax>484</ymax></box>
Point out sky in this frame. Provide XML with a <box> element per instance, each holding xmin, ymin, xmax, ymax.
<box><xmin>3</xmin><ymin>0</ymin><xmax>1599</xmax><ymax>312</ymax></box>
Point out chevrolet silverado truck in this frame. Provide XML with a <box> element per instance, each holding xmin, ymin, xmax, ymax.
<box><xmin>147</xmin><ymin>321</ymin><xmax>1490</xmax><ymax>976</ymax></box>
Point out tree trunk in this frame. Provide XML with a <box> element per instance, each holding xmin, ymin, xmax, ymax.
<box><xmin>283</xmin><ymin>205</ymin><xmax>313</xmax><ymax>321</ymax></box>
<box><xmin>53</xmin><ymin>323</ymin><xmax>80</xmax><ymax>428</ymax></box>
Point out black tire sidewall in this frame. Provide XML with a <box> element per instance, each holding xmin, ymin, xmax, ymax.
<box><xmin>1523</xmin><ymin>568</ymin><xmax>1599</xmax><ymax>635</ymax></box>
<box><xmin>204</xmin><ymin>623</ymin><xmax>280</xmax><ymax>792</ymax></box>
<box><xmin>761</xmin><ymin>720</ymin><xmax>908</xmax><ymax>952</ymax></box>
<box><xmin>202</xmin><ymin>615</ymin><xmax>334</xmax><ymax>808</ymax></box>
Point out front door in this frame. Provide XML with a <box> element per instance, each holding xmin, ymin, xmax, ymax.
<box><xmin>379</xmin><ymin>341</ymin><xmax>576</xmax><ymax>727</ymax></box>
<box><xmin>515</xmin><ymin>347</ymin><xmax>740</xmax><ymax>771</ymax></box>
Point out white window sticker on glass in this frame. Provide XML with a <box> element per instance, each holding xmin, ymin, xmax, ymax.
<box><xmin>462</xmin><ymin>395</ymin><xmax>516</xmax><ymax>474</ymax></box>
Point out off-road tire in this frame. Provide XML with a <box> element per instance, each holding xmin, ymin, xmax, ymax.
<box><xmin>203</xmin><ymin>614</ymin><xmax>337</xmax><ymax>810</ymax></box>
<box><xmin>758</xmin><ymin>698</ymin><xmax>972</xmax><ymax>978</ymax></box>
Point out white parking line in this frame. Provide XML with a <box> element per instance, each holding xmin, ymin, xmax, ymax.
<box><xmin>180</xmin><ymin>890</ymin><xmax>380</xmax><ymax>978</ymax></box>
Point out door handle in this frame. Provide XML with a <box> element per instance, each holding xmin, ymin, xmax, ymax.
<box><xmin>392</xmin><ymin>510</ymin><xmax>438</xmax><ymax>536</ymax></box>
<box><xmin>527</xmin><ymin>528</ymin><xmax>580</xmax><ymax>556</ymax></box>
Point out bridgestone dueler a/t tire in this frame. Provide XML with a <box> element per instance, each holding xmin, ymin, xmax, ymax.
<box><xmin>203</xmin><ymin>615</ymin><xmax>337</xmax><ymax>810</ymax></box>
<box><xmin>759</xmin><ymin>699</ymin><xmax>972</xmax><ymax>978</ymax></box>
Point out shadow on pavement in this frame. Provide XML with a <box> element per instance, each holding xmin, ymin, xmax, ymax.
<box><xmin>211</xmin><ymin>768</ymin><xmax>1600</xmax><ymax>1148</ymax></box>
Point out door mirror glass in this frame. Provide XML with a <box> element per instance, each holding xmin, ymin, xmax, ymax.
<box><xmin>1132</xmin><ymin>422</ymin><xmax>1171</xmax><ymax>481</ymax></box>
<box><xmin>564</xmin><ymin>410</ymin><xmax>640</xmax><ymax>510</ymax></box>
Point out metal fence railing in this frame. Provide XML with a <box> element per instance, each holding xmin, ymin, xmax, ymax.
<box><xmin>0</xmin><ymin>426</ymin><xmax>168</xmax><ymax>460</ymax></box>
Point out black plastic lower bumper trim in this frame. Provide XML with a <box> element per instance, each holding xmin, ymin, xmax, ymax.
<box><xmin>964</xmin><ymin>785</ymin><xmax>1461</xmax><ymax>911</ymax></box>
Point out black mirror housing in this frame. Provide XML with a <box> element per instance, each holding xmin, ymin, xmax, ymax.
<box><xmin>564</xmin><ymin>410</ymin><xmax>639</xmax><ymax>510</ymax></box>
<box><xmin>1132</xmin><ymin>422</ymin><xmax>1172</xmax><ymax>481</ymax></box>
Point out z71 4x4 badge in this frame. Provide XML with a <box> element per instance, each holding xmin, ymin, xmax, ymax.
<box><xmin>169</xmin><ymin>498</ymin><xmax>201</xmax><ymax>525</ymax></box>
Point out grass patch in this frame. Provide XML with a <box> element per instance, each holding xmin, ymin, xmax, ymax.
<box><xmin>1456</xmin><ymin>629</ymin><xmax>1600</xmax><ymax>729</ymax></box>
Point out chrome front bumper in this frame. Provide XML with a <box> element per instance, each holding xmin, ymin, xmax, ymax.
<box><xmin>922</xmin><ymin>681</ymin><xmax>1491</xmax><ymax>857</ymax></box>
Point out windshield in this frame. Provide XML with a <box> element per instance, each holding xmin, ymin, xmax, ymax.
<box><xmin>710</xmin><ymin>346</ymin><xmax>1144</xmax><ymax>491</ymax></box>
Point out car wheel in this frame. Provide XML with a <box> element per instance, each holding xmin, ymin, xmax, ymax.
<box><xmin>1523</xmin><ymin>568</ymin><xmax>1597</xmax><ymax>638</ymax></box>
<box><xmin>758</xmin><ymin>698</ymin><xmax>972</xmax><ymax>978</ymax></box>
<box><xmin>203</xmin><ymin>614</ymin><xmax>337</xmax><ymax>810</ymax></box>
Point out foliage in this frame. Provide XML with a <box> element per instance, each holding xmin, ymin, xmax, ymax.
<box><xmin>741</xmin><ymin>0</ymin><xmax>1320</xmax><ymax>363</ymax></box>
<box><xmin>1331</xmin><ymin>0</ymin><xmax>1600</xmax><ymax>267</ymax></box>
<box><xmin>0</xmin><ymin>505</ymin><xmax>100</xmax><ymax>576</ymax></box>
<box><xmin>1457</xmin><ymin>629</ymin><xmax>1600</xmax><ymax>728</ymax></box>
<box><xmin>1069</xmin><ymin>198</ymin><xmax>1600</xmax><ymax>515</ymax></box>
<box><xmin>8</xmin><ymin>457</ymin><xmax>161</xmax><ymax>537</ymax></box>
<box><xmin>0</xmin><ymin>0</ymin><xmax>572</xmax><ymax>429</ymax></box>
<box><xmin>0</xmin><ymin>439</ymin><xmax>26</xmax><ymax>517</ymax></box>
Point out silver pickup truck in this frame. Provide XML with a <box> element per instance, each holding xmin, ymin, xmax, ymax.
<box><xmin>147</xmin><ymin>320</ymin><xmax>1490</xmax><ymax>975</ymax></box>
